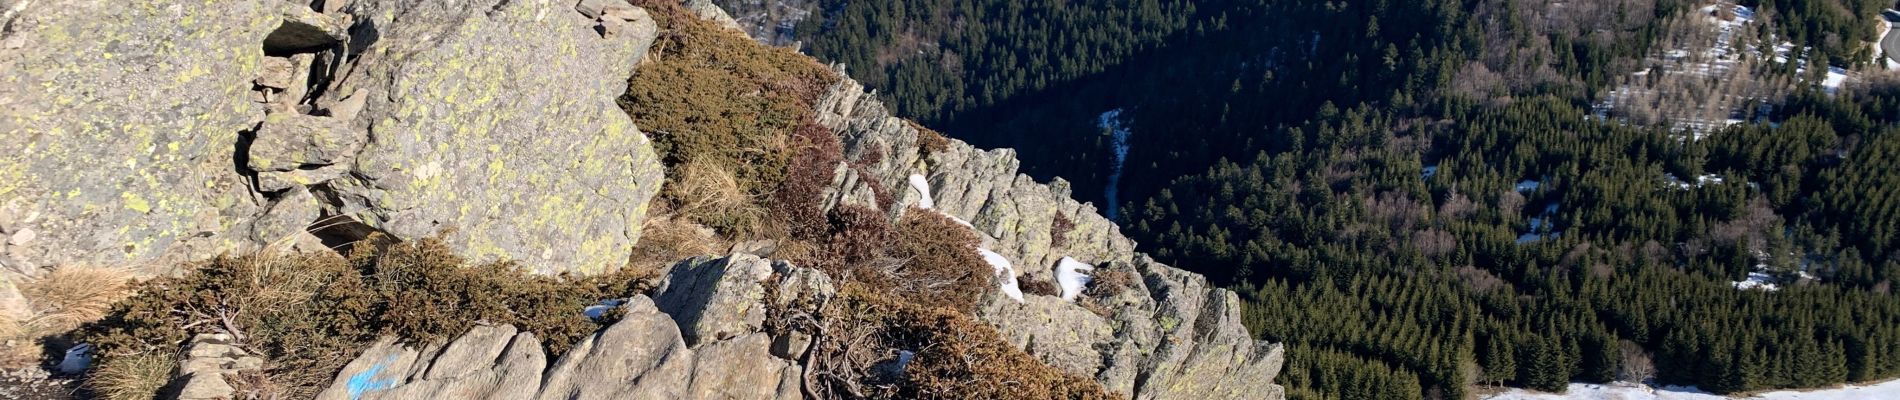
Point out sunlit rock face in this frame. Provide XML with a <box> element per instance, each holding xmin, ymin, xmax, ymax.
<box><xmin>0</xmin><ymin>0</ymin><xmax>666</xmax><ymax>276</ymax></box>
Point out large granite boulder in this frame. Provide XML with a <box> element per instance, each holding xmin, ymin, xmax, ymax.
<box><xmin>0</xmin><ymin>0</ymin><xmax>285</xmax><ymax>275</ymax></box>
<box><xmin>0</xmin><ymin>0</ymin><xmax>667</xmax><ymax>275</ymax></box>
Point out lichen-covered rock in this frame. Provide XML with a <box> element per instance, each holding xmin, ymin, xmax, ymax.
<box><xmin>314</xmin><ymin>325</ymin><xmax>546</xmax><ymax>400</ymax></box>
<box><xmin>0</xmin><ymin>0</ymin><xmax>668</xmax><ymax>275</ymax></box>
<box><xmin>652</xmin><ymin>254</ymin><xmax>776</xmax><ymax>346</ymax></box>
<box><xmin>0</xmin><ymin>0</ymin><xmax>283</xmax><ymax>274</ymax></box>
<box><xmin>813</xmin><ymin>67</ymin><xmax>1286</xmax><ymax>399</ymax></box>
<box><xmin>317</xmin><ymin>0</ymin><xmax>664</xmax><ymax>274</ymax></box>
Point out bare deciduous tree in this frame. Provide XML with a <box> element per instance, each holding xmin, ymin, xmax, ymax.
<box><xmin>1618</xmin><ymin>340</ymin><xmax>1657</xmax><ymax>383</ymax></box>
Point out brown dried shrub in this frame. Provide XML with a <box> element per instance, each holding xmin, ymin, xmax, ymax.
<box><xmin>812</xmin><ymin>286</ymin><xmax>1117</xmax><ymax>400</ymax></box>
<box><xmin>910</xmin><ymin>121</ymin><xmax>951</xmax><ymax>157</ymax></box>
<box><xmin>1021</xmin><ymin>277</ymin><xmax>1059</xmax><ymax>297</ymax></box>
<box><xmin>1051</xmin><ymin>213</ymin><xmax>1076</xmax><ymax>248</ymax></box>
<box><xmin>773</xmin><ymin>120</ymin><xmax>845</xmax><ymax>240</ymax></box>
<box><xmin>1084</xmin><ymin>269</ymin><xmax>1133</xmax><ymax>299</ymax></box>
<box><xmin>889</xmin><ymin>210</ymin><xmax>992</xmax><ymax>313</ymax></box>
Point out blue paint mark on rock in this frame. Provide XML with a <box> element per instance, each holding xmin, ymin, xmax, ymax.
<box><xmin>347</xmin><ymin>355</ymin><xmax>402</xmax><ymax>400</ymax></box>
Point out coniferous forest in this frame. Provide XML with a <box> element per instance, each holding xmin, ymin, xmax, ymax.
<box><xmin>754</xmin><ymin>0</ymin><xmax>1900</xmax><ymax>398</ymax></box>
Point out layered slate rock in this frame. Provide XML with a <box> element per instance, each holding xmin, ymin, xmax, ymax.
<box><xmin>811</xmin><ymin>69</ymin><xmax>1286</xmax><ymax>399</ymax></box>
<box><xmin>318</xmin><ymin>254</ymin><xmax>810</xmax><ymax>400</ymax></box>
<box><xmin>0</xmin><ymin>0</ymin><xmax>667</xmax><ymax>275</ymax></box>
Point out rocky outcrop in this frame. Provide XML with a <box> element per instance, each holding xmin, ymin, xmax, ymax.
<box><xmin>318</xmin><ymin>254</ymin><xmax>813</xmax><ymax>400</ymax></box>
<box><xmin>811</xmin><ymin>68</ymin><xmax>1287</xmax><ymax>399</ymax></box>
<box><xmin>0</xmin><ymin>0</ymin><xmax>666</xmax><ymax>276</ymax></box>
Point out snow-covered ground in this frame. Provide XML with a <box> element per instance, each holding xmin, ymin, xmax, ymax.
<box><xmin>1098</xmin><ymin>109</ymin><xmax>1133</xmax><ymax>220</ymax></box>
<box><xmin>1485</xmin><ymin>378</ymin><xmax>1900</xmax><ymax>400</ymax></box>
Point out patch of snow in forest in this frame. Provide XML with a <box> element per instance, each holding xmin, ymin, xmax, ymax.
<box><xmin>909</xmin><ymin>174</ymin><xmax>935</xmax><ymax>209</ymax></box>
<box><xmin>1099</xmin><ymin>109</ymin><xmax>1133</xmax><ymax>220</ymax></box>
<box><xmin>1733</xmin><ymin>271</ymin><xmax>1781</xmax><ymax>291</ymax></box>
<box><xmin>1751</xmin><ymin>377</ymin><xmax>1900</xmax><ymax>399</ymax></box>
<box><xmin>1518</xmin><ymin>203</ymin><xmax>1561</xmax><ymax>244</ymax></box>
<box><xmin>978</xmin><ymin>248</ymin><xmax>1025</xmax><ymax>302</ymax></box>
<box><xmin>1486</xmin><ymin>377</ymin><xmax>1900</xmax><ymax>399</ymax></box>
<box><xmin>1423</xmin><ymin>165</ymin><xmax>1440</xmax><ymax>179</ymax></box>
<box><xmin>1055</xmin><ymin>257</ymin><xmax>1094</xmax><ymax>302</ymax></box>
<box><xmin>1516</xmin><ymin>180</ymin><xmax>1542</xmax><ymax>192</ymax></box>
<box><xmin>1665</xmin><ymin>173</ymin><xmax>1726</xmax><ymax>189</ymax></box>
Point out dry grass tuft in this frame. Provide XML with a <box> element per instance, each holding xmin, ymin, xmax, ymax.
<box><xmin>88</xmin><ymin>350</ymin><xmax>176</xmax><ymax>400</ymax></box>
<box><xmin>668</xmin><ymin>161</ymin><xmax>770</xmax><ymax>237</ymax></box>
<box><xmin>629</xmin><ymin>210</ymin><xmax>728</xmax><ymax>272</ymax></box>
<box><xmin>1051</xmin><ymin>213</ymin><xmax>1076</xmax><ymax>248</ymax></box>
<box><xmin>22</xmin><ymin>266</ymin><xmax>135</xmax><ymax>335</ymax></box>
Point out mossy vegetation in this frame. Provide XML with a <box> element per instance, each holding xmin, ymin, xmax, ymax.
<box><xmin>78</xmin><ymin>239</ymin><xmax>654</xmax><ymax>399</ymax></box>
<box><xmin>621</xmin><ymin>0</ymin><xmax>836</xmax><ymax>237</ymax></box>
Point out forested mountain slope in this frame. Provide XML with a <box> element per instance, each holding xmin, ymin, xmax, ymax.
<box><xmin>719</xmin><ymin>0</ymin><xmax>1900</xmax><ymax>398</ymax></box>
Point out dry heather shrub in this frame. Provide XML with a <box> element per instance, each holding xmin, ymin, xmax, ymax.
<box><xmin>1084</xmin><ymin>269</ymin><xmax>1133</xmax><ymax>299</ymax></box>
<box><xmin>813</xmin><ymin>287</ymin><xmax>1116</xmax><ymax>400</ymax></box>
<box><xmin>1051</xmin><ymin>213</ymin><xmax>1076</xmax><ymax>248</ymax></box>
<box><xmin>1020</xmin><ymin>277</ymin><xmax>1060</xmax><ymax>297</ymax></box>
<box><xmin>909</xmin><ymin>121</ymin><xmax>951</xmax><ymax>157</ymax></box>
<box><xmin>785</xmin><ymin>205</ymin><xmax>892</xmax><ymax>276</ymax></box>
<box><xmin>89</xmin><ymin>349</ymin><xmax>176</xmax><ymax>400</ymax></box>
<box><xmin>623</xmin><ymin>0</ymin><xmax>836</xmax><ymax>201</ymax></box>
<box><xmin>773</xmin><ymin>121</ymin><xmax>845</xmax><ymax>240</ymax></box>
<box><xmin>22</xmin><ymin>266</ymin><xmax>135</xmax><ymax>334</ymax></box>
<box><xmin>889</xmin><ymin>210</ymin><xmax>992</xmax><ymax>313</ymax></box>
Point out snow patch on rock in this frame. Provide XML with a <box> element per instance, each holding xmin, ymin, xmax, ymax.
<box><xmin>909</xmin><ymin>174</ymin><xmax>935</xmax><ymax>209</ymax></box>
<box><xmin>979</xmin><ymin>248</ymin><xmax>1025</xmax><ymax>303</ymax></box>
<box><xmin>1056</xmin><ymin>257</ymin><xmax>1095</xmax><ymax>302</ymax></box>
